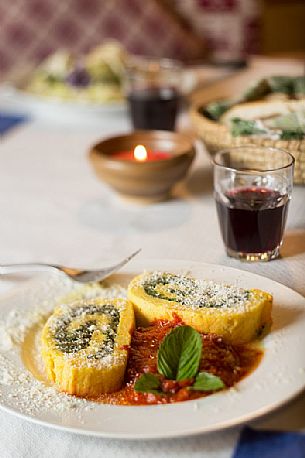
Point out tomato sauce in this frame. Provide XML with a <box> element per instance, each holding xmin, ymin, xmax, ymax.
<box><xmin>93</xmin><ymin>319</ymin><xmax>263</xmax><ymax>405</ymax></box>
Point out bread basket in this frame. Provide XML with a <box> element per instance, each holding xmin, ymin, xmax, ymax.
<box><xmin>191</xmin><ymin>106</ymin><xmax>305</xmax><ymax>184</ymax></box>
<box><xmin>190</xmin><ymin>60</ymin><xmax>305</xmax><ymax>184</ymax></box>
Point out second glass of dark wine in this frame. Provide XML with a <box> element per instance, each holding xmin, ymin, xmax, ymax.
<box><xmin>125</xmin><ymin>57</ymin><xmax>182</xmax><ymax>131</ymax></box>
<box><xmin>213</xmin><ymin>146</ymin><xmax>294</xmax><ymax>262</ymax></box>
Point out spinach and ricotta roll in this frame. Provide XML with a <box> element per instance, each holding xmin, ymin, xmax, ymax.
<box><xmin>41</xmin><ymin>298</ymin><xmax>134</xmax><ymax>397</ymax></box>
<box><xmin>128</xmin><ymin>272</ymin><xmax>272</xmax><ymax>344</ymax></box>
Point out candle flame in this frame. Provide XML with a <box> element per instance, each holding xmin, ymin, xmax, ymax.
<box><xmin>134</xmin><ymin>144</ymin><xmax>148</xmax><ymax>161</ymax></box>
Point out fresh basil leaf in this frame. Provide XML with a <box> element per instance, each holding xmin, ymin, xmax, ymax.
<box><xmin>157</xmin><ymin>325</ymin><xmax>202</xmax><ymax>381</ymax></box>
<box><xmin>134</xmin><ymin>373</ymin><xmax>162</xmax><ymax>394</ymax></box>
<box><xmin>190</xmin><ymin>371</ymin><xmax>225</xmax><ymax>391</ymax></box>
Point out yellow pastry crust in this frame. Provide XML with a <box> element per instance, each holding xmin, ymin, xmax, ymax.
<box><xmin>127</xmin><ymin>273</ymin><xmax>272</xmax><ymax>344</ymax></box>
<box><xmin>41</xmin><ymin>298</ymin><xmax>134</xmax><ymax>397</ymax></box>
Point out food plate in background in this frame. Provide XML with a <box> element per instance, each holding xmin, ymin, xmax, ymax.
<box><xmin>1</xmin><ymin>83</ymin><xmax>127</xmax><ymax>122</ymax></box>
<box><xmin>0</xmin><ymin>61</ymin><xmax>233</xmax><ymax>123</ymax></box>
<box><xmin>0</xmin><ymin>42</ymin><xmax>128</xmax><ymax>121</ymax></box>
<box><xmin>0</xmin><ymin>259</ymin><xmax>304</xmax><ymax>439</ymax></box>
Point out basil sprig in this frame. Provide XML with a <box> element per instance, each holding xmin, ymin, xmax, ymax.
<box><xmin>190</xmin><ymin>371</ymin><xmax>225</xmax><ymax>391</ymax></box>
<box><xmin>134</xmin><ymin>325</ymin><xmax>225</xmax><ymax>395</ymax></box>
<box><xmin>157</xmin><ymin>325</ymin><xmax>202</xmax><ymax>380</ymax></box>
<box><xmin>134</xmin><ymin>373</ymin><xmax>162</xmax><ymax>395</ymax></box>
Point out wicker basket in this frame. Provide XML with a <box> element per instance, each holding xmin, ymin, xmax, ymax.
<box><xmin>190</xmin><ymin>105</ymin><xmax>305</xmax><ymax>185</ymax></box>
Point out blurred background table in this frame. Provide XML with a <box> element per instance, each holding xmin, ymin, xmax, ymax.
<box><xmin>0</xmin><ymin>0</ymin><xmax>304</xmax><ymax>455</ymax></box>
<box><xmin>0</xmin><ymin>110</ymin><xmax>304</xmax><ymax>457</ymax></box>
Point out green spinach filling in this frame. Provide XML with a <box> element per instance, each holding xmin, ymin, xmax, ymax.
<box><xmin>53</xmin><ymin>304</ymin><xmax>120</xmax><ymax>359</ymax></box>
<box><xmin>143</xmin><ymin>273</ymin><xmax>249</xmax><ymax>309</ymax></box>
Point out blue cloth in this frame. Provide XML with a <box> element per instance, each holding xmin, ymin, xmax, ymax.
<box><xmin>0</xmin><ymin>112</ymin><xmax>28</xmax><ymax>135</ymax></box>
<box><xmin>233</xmin><ymin>427</ymin><xmax>305</xmax><ymax>458</ymax></box>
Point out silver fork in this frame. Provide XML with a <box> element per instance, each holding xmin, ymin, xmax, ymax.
<box><xmin>0</xmin><ymin>249</ymin><xmax>141</xmax><ymax>283</ymax></box>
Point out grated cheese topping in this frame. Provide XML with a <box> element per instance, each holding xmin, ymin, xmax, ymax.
<box><xmin>47</xmin><ymin>301</ymin><xmax>126</xmax><ymax>368</ymax></box>
<box><xmin>140</xmin><ymin>272</ymin><xmax>250</xmax><ymax>310</ymax></box>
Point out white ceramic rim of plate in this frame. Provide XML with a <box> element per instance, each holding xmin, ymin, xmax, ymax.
<box><xmin>0</xmin><ymin>259</ymin><xmax>304</xmax><ymax>440</ymax></box>
<box><xmin>3</xmin><ymin>82</ymin><xmax>126</xmax><ymax>115</ymax></box>
<box><xmin>15</xmin><ymin>88</ymin><xmax>126</xmax><ymax>110</ymax></box>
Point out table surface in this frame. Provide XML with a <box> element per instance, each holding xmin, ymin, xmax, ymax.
<box><xmin>0</xmin><ymin>109</ymin><xmax>304</xmax><ymax>458</ymax></box>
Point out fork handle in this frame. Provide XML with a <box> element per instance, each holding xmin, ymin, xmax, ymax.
<box><xmin>0</xmin><ymin>263</ymin><xmax>58</xmax><ymax>275</ymax></box>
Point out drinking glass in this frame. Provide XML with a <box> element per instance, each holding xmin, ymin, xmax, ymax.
<box><xmin>124</xmin><ymin>56</ymin><xmax>182</xmax><ymax>131</ymax></box>
<box><xmin>213</xmin><ymin>146</ymin><xmax>294</xmax><ymax>261</ymax></box>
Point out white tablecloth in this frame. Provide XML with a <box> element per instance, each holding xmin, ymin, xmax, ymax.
<box><xmin>0</xmin><ymin>117</ymin><xmax>304</xmax><ymax>458</ymax></box>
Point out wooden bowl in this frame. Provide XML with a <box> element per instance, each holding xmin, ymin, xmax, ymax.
<box><xmin>89</xmin><ymin>131</ymin><xmax>196</xmax><ymax>202</ymax></box>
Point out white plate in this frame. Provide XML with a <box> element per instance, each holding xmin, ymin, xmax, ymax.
<box><xmin>1</xmin><ymin>83</ymin><xmax>126</xmax><ymax>122</ymax></box>
<box><xmin>0</xmin><ymin>259</ymin><xmax>305</xmax><ymax>439</ymax></box>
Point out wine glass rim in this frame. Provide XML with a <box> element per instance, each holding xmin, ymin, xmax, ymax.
<box><xmin>212</xmin><ymin>146</ymin><xmax>295</xmax><ymax>173</ymax></box>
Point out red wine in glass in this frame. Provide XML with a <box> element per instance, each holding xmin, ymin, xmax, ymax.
<box><xmin>127</xmin><ymin>87</ymin><xmax>180</xmax><ymax>131</ymax></box>
<box><xmin>216</xmin><ymin>187</ymin><xmax>289</xmax><ymax>254</ymax></box>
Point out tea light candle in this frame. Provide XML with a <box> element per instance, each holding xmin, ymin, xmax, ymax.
<box><xmin>112</xmin><ymin>144</ymin><xmax>171</xmax><ymax>162</ymax></box>
<box><xmin>89</xmin><ymin>131</ymin><xmax>195</xmax><ymax>202</ymax></box>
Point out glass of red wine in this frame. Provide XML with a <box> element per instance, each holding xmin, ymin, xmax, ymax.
<box><xmin>213</xmin><ymin>146</ymin><xmax>294</xmax><ymax>261</ymax></box>
<box><xmin>124</xmin><ymin>56</ymin><xmax>182</xmax><ymax>131</ymax></box>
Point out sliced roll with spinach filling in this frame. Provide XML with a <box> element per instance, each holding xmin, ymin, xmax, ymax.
<box><xmin>128</xmin><ymin>272</ymin><xmax>272</xmax><ymax>344</ymax></box>
<box><xmin>41</xmin><ymin>298</ymin><xmax>134</xmax><ymax>397</ymax></box>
